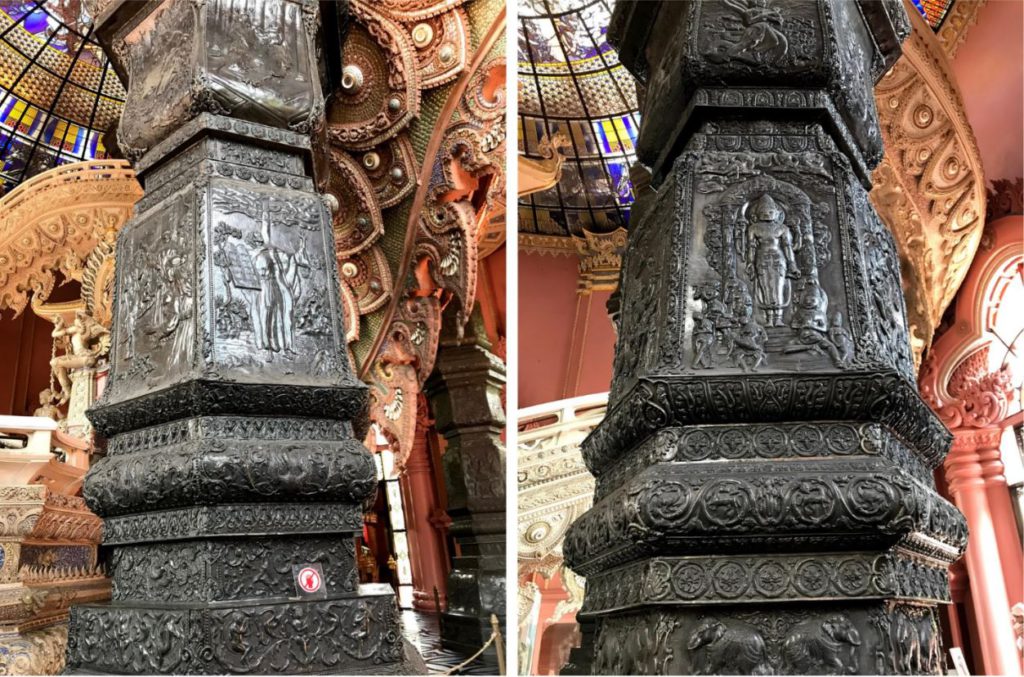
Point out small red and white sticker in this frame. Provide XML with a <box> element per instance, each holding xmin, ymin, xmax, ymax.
<box><xmin>296</xmin><ymin>565</ymin><xmax>319</xmax><ymax>589</ymax></box>
<box><xmin>296</xmin><ymin>566</ymin><xmax>322</xmax><ymax>593</ymax></box>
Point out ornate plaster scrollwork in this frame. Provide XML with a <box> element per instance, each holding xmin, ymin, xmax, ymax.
<box><xmin>921</xmin><ymin>344</ymin><xmax>1015</xmax><ymax>430</ymax></box>
<box><xmin>0</xmin><ymin>162</ymin><xmax>142</xmax><ymax>315</ymax></box>
<box><xmin>517</xmin><ymin>395</ymin><xmax>606</xmax><ymax>637</ymax></box>
<box><xmin>870</xmin><ymin>8</ymin><xmax>986</xmax><ymax>370</ymax></box>
<box><xmin>935</xmin><ymin>0</ymin><xmax>987</xmax><ymax>58</ymax></box>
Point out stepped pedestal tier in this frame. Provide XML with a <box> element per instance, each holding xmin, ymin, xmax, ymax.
<box><xmin>65</xmin><ymin>1</ymin><xmax>424</xmax><ymax>673</ymax></box>
<box><xmin>563</xmin><ymin>1</ymin><xmax>968</xmax><ymax>674</ymax></box>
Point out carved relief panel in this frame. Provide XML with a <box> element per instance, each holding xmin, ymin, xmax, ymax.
<box><xmin>111</xmin><ymin>0</ymin><xmax>322</xmax><ymax>159</ymax></box>
<box><xmin>108</xmin><ymin>188</ymin><xmax>197</xmax><ymax>401</ymax></box>
<box><xmin>588</xmin><ymin>604</ymin><xmax>944</xmax><ymax>676</ymax></box>
<box><xmin>611</xmin><ymin>121</ymin><xmax>915</xmax><ymax>400</ymax></box>
<box><xmin>206</xmin><ymin>180</ymin><xmax>345</xmax><ymax>381</ymax></box>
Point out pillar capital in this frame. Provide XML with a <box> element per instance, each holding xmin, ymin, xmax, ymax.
<box><xmin>573</xmin><ymin>229</ymin><xmax>627</xmax><ymax>294</ymax></box>
<box><xmin>608</xmin><ymin>0</ymin><xmax>909</xmax><ymax>184</ymax></box>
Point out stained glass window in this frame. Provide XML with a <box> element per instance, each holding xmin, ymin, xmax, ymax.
<box><xmin>0</xmin><ymin>0</ymin><xmax>125</xmax><ymax>192</ymax></box>
<box><xmin>911</xmin><ymin>0</ymin><xmax>957</xmax><ymax>29</ymax></box>
<box><xmin>518</xmin><ymin>0</ymin><xmax>640</xmax><ymax>238</ymax></box>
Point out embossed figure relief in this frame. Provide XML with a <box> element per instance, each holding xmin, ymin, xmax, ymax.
<box><xmin>209</xmin><ymin>184</ymin><xmax>338</xmax><ymax>372</ymax></box>
<box><xmin>691</xmin><ymin>145</ymin><xmax>853</xmax><ymax>373</ymax></box>
<box><xmin>699</xmin><ymin>0</ymin><xmax>819</xmax><ymax>72</ymax></box>
<box><xmin>113</xmin><ymin>194</ymin><xmax>195</xmax><ymax>392</ymax></box>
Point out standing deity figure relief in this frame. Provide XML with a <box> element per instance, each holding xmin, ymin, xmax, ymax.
<box><xmin>742</xmin><ymin>193</ymin><xmax>800</xmax><ymax>328</ymax></box>
<box><xmin>247</xmin><ymin>218</ymin><xmax>309</xmax><ymax>354</ymax></box>
<box><xmin>50</xmin><ymin>311</ymin><xmax>109</xmax><ymax>404</ymax></box>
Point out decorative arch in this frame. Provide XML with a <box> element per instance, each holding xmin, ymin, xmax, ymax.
<box><xmin>0</xmin><ymin>161</ymin><xmax>141</xmax><ymax>316</ymax></box>
<box><xmin>920</xmin><ymin>214</ymin><xmax>1023</xmax><ymax>417</ymax></box>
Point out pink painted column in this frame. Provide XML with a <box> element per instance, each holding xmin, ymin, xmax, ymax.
<box><xmin>945</xmin><ymin>427</ymin><xmax>1023</xmax><ymax>676</ymax></box>
<box><xmin>979</xmin><ymin>440</ymin><xmax>1024</xmax><ymax>605</ymax></box>
<box><xmin>399</xmin><ymin>400</ymin><xmax>450</xmax><ymax>611</ymax></box>
<box><xmin>528</xmin><ymin>573</ymin><xmax>570</xmax><ymax>677</ymax></box>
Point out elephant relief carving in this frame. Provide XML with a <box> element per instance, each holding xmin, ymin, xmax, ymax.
<box><xmin>688</xmin><ymin>618</ymin><xmax>773</xmax><ymax>675</ymax></box>
<box><xmin>781</xmin><ymin>614</ymin><xmax>862</xmax><ymax>675</ymax></box>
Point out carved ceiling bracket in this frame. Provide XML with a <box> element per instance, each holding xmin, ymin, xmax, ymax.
<box><xmin>573</xmin><ymin>229</ymin><xmax>627</xmax><ymax>294</ymax></box>
<box><xmin>323</xmin><ymin>0</ymin><xmax>506</xmax><ymax>468</ymax></box>
<box><xmin>871</xmin><ymin>4</ymin><xmax>986</xmax><ymax>371</ymax></box>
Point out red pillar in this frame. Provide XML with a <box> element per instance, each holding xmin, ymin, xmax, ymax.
<box><xmin>944</xmin><ymin>427</ymin><xmax>1023</xmax><ymax>676</ymax></box>
<box><xmin>399</xmin><ymin>398</ymin><xmax>450</xmax><ymax>611</ymax></box>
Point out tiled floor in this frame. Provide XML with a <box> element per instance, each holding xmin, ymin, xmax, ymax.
<box><xmin>400</xmin><ymin>609</ymin><xmax>500</xmax><ymax>675</ymax></box>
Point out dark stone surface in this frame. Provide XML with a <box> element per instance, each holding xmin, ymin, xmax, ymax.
<box><xmin>563</xmin><ymin>1</ymin><xmax>965</xmax><ymax>674</ymax></box>
<box><xmin>426</xmin><ymin>312</ymin><xmax>507</xmax><ymax>657</ymax></box>
<box><xmin>66</xmin><ymin>1</ymin><xmax>421</xmax><ymax>673</ymax></box>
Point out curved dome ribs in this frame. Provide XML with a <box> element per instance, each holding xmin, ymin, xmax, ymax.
<box><xmin>518</xmin><ymin>0</ymin><xmax>640</xmax><ymax>239</ymax></box>
<box><xmin>0</xmin><ymin>0</ymin><xmax>125</xmax><ymax>192</ymax></box>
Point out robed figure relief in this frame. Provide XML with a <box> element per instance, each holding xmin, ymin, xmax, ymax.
<box><xmin>693</xmin><ymin>172</ymin><xmax>852</xmax><ymax>372</ymax></box>
<box><xmin>247</xmin><ymin>219</ymin><xmax>309</xmax><ymax>354</ymax></box>
<box><xmin>741</xmin><ymin>193</ymin><xmax>799</xmax><ymax>328</ymax></box>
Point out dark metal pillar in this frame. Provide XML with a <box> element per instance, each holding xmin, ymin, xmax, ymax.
<box><xmin>426</xmin><ymin>310</ymin><xmax>507</xmax><ymax>656</ymax></box>
<box><xmin>65</xmin><ymin>1</ymin><xmax>421</xmax><ymax>672</ymax></box>
<box><xmin>563</xmin><ymin>1</ymin><xmax>967</xmax><ymax>674</ymax></box>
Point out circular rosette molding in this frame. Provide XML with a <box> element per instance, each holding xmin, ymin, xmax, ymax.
<box><xmin>339</xmin><ymin>245</ymin><xmax>394</xmax><ymax>315</ymax></box>
<box><xmin>327</xmin><ymin>2</ymin><xmax>421</xmax><ymax>151</ymax></box>
<box><xmin>328</xmin><ymin>149</ymin><xmax>384</xmax><ymax>259</ymax></box>
<box><xmin>351</xmin><ymin>133</ymin><xmax>418</xmax><ymax>209</ymax></box>
<box><xmin>405</xmin><ymin>8</ymin><xmax>470</xmax><ymax>89</ymax></box>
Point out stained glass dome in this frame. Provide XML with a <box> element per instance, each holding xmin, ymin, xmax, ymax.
<box><xmin>518</xmin><ymin>0</ymin><xmax>640</xmax><ymax>238</ymax></box>
<box><xmin>0</xmin><ymin>0</ymin><xmax>125</xmax><ymax>193</ymax></box>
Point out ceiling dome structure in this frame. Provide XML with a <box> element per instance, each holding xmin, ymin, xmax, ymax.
<box><xmin>517</xmin><ymin>0</ymin><xmax>640</xmax><ymax>238</ymax></box>
<box><xmin>517</xmin><ymin>0</ymin><xmax>960</xmax><ymax>241</ymax></box>
<box><xmin>0</xmin><ymin>0</ymin><xmax>125</xmax><ymax>193</ymax></box>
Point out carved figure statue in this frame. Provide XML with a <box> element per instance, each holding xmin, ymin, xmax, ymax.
<box><xmin>688</xmin><ymin>618</ymin><xmax>772</xmax><ymax>675</ymax></box>
<box><xmin>743</xmin><ymin>194</ymin><xmax>799</xmax><ymax>327</ymax></box>
<box><xmin>709</xmin><ymin>0</ymin><xmax>789</xmax><ymax>66</ymax></box>
<box><xmin>692</xmin><ymin>313</ymin><xmax>716</xmax><ymax>369</ymax></box>
<box><xmin>782</xmin><ymin>614</ymin><xmax>862</xmax><ymax>675</ymax></box>
<box><xmin>248</xmin><ymin>220</ymin><xmax>309</xmax><ymax>354</ymax></box>
<box><xmin>733</xmin><ymin>318</ymin><xmax>767</xmax><ymax>372</ymax></box>
<box><xmin>33</xmin><ymin>388</ymin><xmax>61</xmax><ymax>420</ymax></box>
<box><xmin>791</xmin><ymin>274</ymin><xmax>828</xmax><ymax>333</ymax></box>
<box><xmin>827</xmin><ymin>313</ymin><xmax>854</xmax><ymax>365</ymax></box>
<box><xmin>154</xmin><ymin>232</ymin><xmax>194</xmax><ymax>367</ymax></box>
<box><xmin>50</xmin><ymin>311</ymin><xmax>109</xmax><ymax>404</ymax></box>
